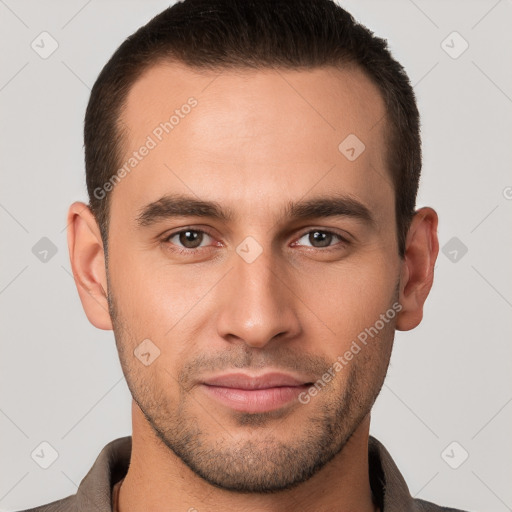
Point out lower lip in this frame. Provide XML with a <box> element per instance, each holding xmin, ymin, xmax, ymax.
<box><xmin>201</xmin><ymin>384</ymin><xmax>310</xmax><ymax>413</ymax></box>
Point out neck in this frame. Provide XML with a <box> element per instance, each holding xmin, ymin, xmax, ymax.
<box><xmin>117</xmin><ymin>401</ymin><xmax>378</xmax><ymax>512</ymax></box>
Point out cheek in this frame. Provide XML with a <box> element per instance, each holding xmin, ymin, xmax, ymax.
<box><xmin>109</xmin><ymin>254</ymin><xmax>221</xmax><ymax>372</ymax></box>
<box><xmin>298</xmin><ymin>254</ymin><xmax>399</xmax><ymax>346</ymax></box>
<box><xmin>110</xmin><ymin>248</ymin><xmax>204</xmax><ymax>326</ymax></box>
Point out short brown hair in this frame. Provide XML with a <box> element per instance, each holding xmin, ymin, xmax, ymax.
<box><xmin>85</xmin><ymin>0</ymin><xmax>421</xmax><ymax>258</ymax></box>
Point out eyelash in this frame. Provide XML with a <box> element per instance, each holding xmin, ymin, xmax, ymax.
<box><xmin>161</xmin><ymin>227</ymin><xmax>350</xmax><ymax>255</ymax></box>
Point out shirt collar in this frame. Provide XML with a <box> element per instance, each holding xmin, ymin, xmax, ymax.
<box><xmin>75</xmin><ymin>436</ymin><xmax>131</xmax><ymax>511</ymax></box>
<box><xmin>368</xmin><ymin>435</ymin><xmax>418</xmax><ymax>511</ymax></box>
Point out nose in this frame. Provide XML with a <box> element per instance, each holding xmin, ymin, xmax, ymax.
<box><xmin>215</xmin><ymin>245</ymin><xmax>302</xmax><ymax>349</ymax></box>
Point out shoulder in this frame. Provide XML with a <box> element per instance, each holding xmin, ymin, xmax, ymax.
<box><xmin>12</xmin><ymin>494</ymin><xmax>76</xmax><ymax>512</ymax></box>
<box><xmin>11</xmin><ymin>436</ymin><xmax>131</xmax><ymax>512</ymax></box>
<box><xmin>413</xmin><ymin>497</ymin><xmax>475</xmax><ymax>512</ymax></box>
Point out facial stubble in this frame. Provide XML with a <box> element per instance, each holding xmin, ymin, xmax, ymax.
<box><xmin>106</xmin><ymin>270</ymin><xmax>397</xmax><ymax>494</ymax></box>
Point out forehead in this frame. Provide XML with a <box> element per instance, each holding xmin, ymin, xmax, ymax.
<box><xmin>113</xmin><ymin>61</ymin><xmax>392</xmax><ymax>225</ymax></box>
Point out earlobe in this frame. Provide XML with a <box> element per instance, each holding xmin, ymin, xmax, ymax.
<box><xmin>67</xmin><ymin>201</ymin><xmax>113</xmax><ymax>330</ymax></box>
<box><xmin>396</xmin><ymin>207</ymin><xmax>439</xmax><ymax>331</ymax></box>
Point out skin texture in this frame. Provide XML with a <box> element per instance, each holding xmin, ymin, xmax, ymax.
<box><xmin>67</xmin><ymin>63</ymin><xmax>439</xmax><ymax>512</ymax></box>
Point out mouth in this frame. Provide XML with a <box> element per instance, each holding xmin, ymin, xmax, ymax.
<box><xmin>200</xmin><ymin>372</ymin><xmax>313</xmax><ymax>413</ymax></box>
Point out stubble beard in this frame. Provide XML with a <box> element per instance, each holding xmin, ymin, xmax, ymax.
<box><xmin>106</xmin><ymin>275</ymin><xmax>396</xmax><ymax>494</ymax></box>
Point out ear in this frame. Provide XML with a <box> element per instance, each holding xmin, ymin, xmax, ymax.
<box><xmin>396</xmin><ymin>207</ymin><xmax>439</xmax><ymax>331</ymax></box>
<box><xmin>67</xmin><ymin>201</ymin><xmax>113</xmax><ymax>330</ymax></box>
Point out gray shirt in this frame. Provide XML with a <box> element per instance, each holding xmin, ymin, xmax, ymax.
<box><xmin>15</xmin><ymin>435</ymin><xmax>471</xmax><ymax>512</ymax></box>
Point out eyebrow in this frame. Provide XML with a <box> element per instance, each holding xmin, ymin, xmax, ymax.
<box><xmin>135</xmin><ymin>193</ymin><xmax>374</xmax><ymax>228</ymax></box>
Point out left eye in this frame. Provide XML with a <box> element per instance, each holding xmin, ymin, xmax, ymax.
<box><xmin>293</xmin><ymin>230</ymin><xmax>347</xmax><ymax>249</ymax></box>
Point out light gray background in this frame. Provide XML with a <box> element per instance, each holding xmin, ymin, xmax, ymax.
<box><xmin>1</xmin><ymin>1</ymin><xmax>511</xmax><ymax>510</ymax></box>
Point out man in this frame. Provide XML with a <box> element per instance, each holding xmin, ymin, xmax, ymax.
<box><xmin>18</xmin><ymin>0</ymin><xmax>470</xmax><ymax>510</ymax></box>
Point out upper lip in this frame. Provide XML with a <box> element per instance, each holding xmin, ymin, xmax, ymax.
<box><xmin>202</xmin><ymin>372</ymin><xmax>312</xmax><ymax>390</ymax></box>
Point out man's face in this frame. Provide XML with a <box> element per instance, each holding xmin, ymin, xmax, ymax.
<box><xmin>106</xmin><ymin>62</ymin><xmax>400</xmax><ymax>492</ymax></box>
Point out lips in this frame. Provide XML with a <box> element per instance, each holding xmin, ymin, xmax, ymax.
<box><xmin>202</xmin><ymin>372</ymin><xmax>311</xmax><ymax>389</ymax></box>
<box><xmin>200</xmin><ymin>372</ymin><xmax>313</xmax><ymax>413</ymax></box>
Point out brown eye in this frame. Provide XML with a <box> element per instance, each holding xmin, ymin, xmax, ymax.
<box><xmin>164</xmin><ymin>229</ymin><xmax>213</xmax><ymax>251</ymax></box>
<box><xmin>309</xmin><ymin>231</ymin><xmax>333</xmax><ymax>248</ymax></box>
<box><xmin>178</xmin><ymin>230</ymin><xmax>203</xmax><ymax>248</ymax></box>
<box><xmin>295</xmin><ymin>230</ymin><xmax>347</xmax><ymax>249</ymax></box>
